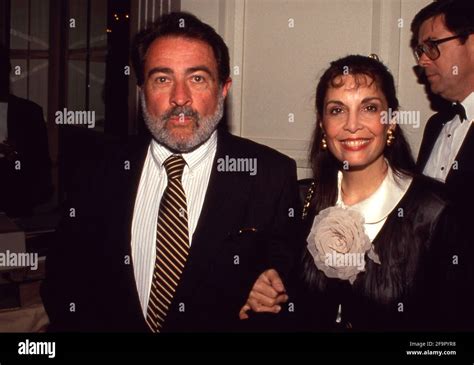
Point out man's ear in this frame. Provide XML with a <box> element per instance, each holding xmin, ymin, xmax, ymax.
<box><xmin>221</xmin><ymin>77</ymin><xmax>232</xmax><ymax>98</ymax></box>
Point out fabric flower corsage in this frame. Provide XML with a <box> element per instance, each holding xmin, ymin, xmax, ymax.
<box><xmin>307</xmin><ymin>206</ymin><xmax>381</xmax><ymax>284</ymax></box>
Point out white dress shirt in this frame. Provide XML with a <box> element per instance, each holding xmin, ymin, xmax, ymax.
<box><xmin>131</xmin><ymin>131</ymin><xmax>217</xmax><ymax>315</ymax></box>
<box><xmin>336</xmin><ymin>165</ymin><xmax>413</xmax><ymax>242</ymax></box>
<box><xmin>423</xmin><ymin>92</ymin><xmax>474</xmax><ymax>182</ymax></box>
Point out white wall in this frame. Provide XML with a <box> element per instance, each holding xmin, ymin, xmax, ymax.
<box><xmin>181</xmin><ymin>0</ymin><xmax>434</xmax><ymax>179</ymax></box>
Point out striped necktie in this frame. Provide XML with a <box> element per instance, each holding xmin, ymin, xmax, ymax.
<box><xmin>146</xmin><ymin>154</ymin><xmax>189</xmax><ymax>332</ymax></box>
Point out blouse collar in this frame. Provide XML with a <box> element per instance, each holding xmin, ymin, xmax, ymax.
<box><xmin>336</xmin><ymin>164</ymin><xmax>412</xmax><ymax>224</ymax></box>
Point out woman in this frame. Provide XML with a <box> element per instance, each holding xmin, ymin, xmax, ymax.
<box><xmin>293</xmin><ymin>55</ymin><xmax>469</xmax><ymax>331</ymax></box>
<box><xmin>240</xmin><ymin>55</ymin><xmax>469</xmax><ymax>331</ymax></box>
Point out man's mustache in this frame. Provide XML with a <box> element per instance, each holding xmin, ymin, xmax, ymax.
<box><xmin>162</xmin><ymin>106</ymin><xmax>199</xmax><ymax>122</ymax></box>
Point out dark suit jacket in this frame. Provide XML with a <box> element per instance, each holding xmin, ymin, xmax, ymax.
<box><xmin>0</xmin><ymin>94</ymin><xmax>53</xmax><ymax>216</ymax></box>
<box><xmin>417</xmin><ymin>112</ymin><xmax>474</xmax><ymax>315</ymax></box>
<box><xmin>416</xmin><ymin>110</ymin><xmax>474</xmax><ymax>213</ymax></box>
<box><xmin>41</xmin><ymin>129</ymin><xmax>300</xmax><ymax>332</ymax></box>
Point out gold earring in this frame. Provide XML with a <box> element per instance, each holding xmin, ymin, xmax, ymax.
<box><xmin>368</xmin><ymin>53</ymin><xmax>380</xmax><ymax>61</ymax></box>
<box><xmin>321</xmin><ymin>135</ymin><xmax>328</xmax><ymax>150</ymax></box>
<box><xmin>386</xmin><ymin>129</ymin><xmax>395</xmax><ymax>146</ymax></box>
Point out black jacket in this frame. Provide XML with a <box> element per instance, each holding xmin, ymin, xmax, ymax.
<box><xmin>417</xmin><ymin>110</ymin><xmax>474</xmax><ymax>215</ymax></box>
<box><xmin>287</xmin><ymin>175</ymin><xmax>472</xmax><ymax>332</ymax></box>
<box><xmin>41</xmin><ymin>130</ymin><xmax>300</xmax><ymax>332</ymax></box>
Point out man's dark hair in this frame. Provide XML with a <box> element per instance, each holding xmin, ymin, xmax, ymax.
<box><xmin>131</xmin><ymin>11</ymin><xmax>230</xmax><ymax>86</ymax></box>
<box><xmin>410</xmin><ymin>0</ymin><xmax>474</xmax><ymax>49</ymax></box>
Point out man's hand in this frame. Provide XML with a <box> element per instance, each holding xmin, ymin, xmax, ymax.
<box><xmin>239</xmin><ymin>269</ymin><xmax>288</xmax><ymax>320</ymax></box>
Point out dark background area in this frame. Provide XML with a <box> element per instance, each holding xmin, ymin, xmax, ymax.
<box><xmin>0</xmin><ymin>0</ymin><xmax>181</xmax><ymax>208</ymax></box>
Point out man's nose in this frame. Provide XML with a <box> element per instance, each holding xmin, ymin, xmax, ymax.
<box><xmin>170</xmin><ymin>81</ymin><xmax>191</xmax><ymax>106</ymax></box>
<box><xmin>417</xmin><ymin>52</ymin><xmax>431</xmax><ymax>67</ymax></box>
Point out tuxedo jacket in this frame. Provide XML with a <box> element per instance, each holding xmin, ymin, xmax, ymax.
<box><xmin>286</xmin><ymin>175</ymin><xmax>472</xmax><ymax>332</ymax></box>
<box><xmin>0</xmin><ymin>94</ymin><xmax>53</xmax><ymax>216</ymax></box>
<box><xmin>41</xmin><ymin>129</ymin><xmax>300</xmax><ymax>332</ymax></box>
<box><xmin>416</xmin><ymin>110</ymin><xmax>474</xmax><ymax>213</ymax></box>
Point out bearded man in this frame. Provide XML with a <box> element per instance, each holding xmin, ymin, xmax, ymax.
<box><xmin>42</xmin><ymin>12</ymin><xmax>299</xmax><ymax>333</ymax></box>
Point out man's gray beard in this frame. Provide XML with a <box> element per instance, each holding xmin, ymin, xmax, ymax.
<box><xmin>140</xmin><ymin>91</ymin><xmax>224</xmax><ymax>153</ymax></box>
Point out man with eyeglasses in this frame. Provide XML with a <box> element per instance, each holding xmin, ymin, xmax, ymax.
<box><xmin>410</xmin><ymin>0</ymin><xmax>473</xmax><ymax>331</ymax></box>
<box><xmin>411</xmin><ymin>0</ymin><xmax>473</xmax><ymax>191</ymax></box>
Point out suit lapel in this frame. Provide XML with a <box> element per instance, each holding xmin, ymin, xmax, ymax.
<box><xmin>110</xmin><ymin>137</ymin><xmax>151</xmax><ymax>256</ymax></box>
<box><xmin>121</xmin><ymin>138</ymin><xmax>151</xmax><ymax>245</ymax></box>
<box><xmin>417</xmin><ymin>112</ymin><xmax>448</xmax><ymax>171</ymax></box>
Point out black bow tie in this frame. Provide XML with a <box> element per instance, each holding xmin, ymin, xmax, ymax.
<box><xmin>451</xmin><ymin>102</ymin><xmax>467</xmax><ymax>123</ymax></box>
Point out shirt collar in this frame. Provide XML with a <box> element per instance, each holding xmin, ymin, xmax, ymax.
<box><xmin>336</xmin><ymin>164</ymin><xmax>412</xmax><ymax>224</ymax></box>
<box><xmin>460</xmin><ymin>92</ymin><xmax>474</xmax><ymax>123</ymax></box>
<box><xmin>150</xmin><ymin>130</ymin><xmax>218</xmax><ymax>173</ymax></box>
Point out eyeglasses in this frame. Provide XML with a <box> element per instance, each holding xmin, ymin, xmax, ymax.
<box><xmin>414</xmin><ymin>34</ymin><xmax>467</xmax><ymax>61</ymax></box>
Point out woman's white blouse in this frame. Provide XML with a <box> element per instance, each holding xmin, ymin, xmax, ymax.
<box><xmin>336</xmin><ymin>166</ymin><xmax>413</xmax><ymax>242</ymax></box>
